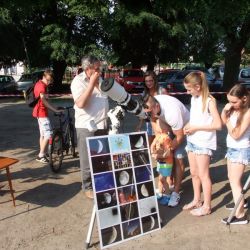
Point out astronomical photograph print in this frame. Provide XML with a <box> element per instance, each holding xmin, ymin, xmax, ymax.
<box><xmin>129</xmin><ymin>133</ymin><xmax>147</xmax><ymax>150</ymax></box>
<box><xmin>115</xmin><ymin>168</ymin><xmax>134</xmax><ymax>187</ymax></box>
<box><xmin>117</xmin><ymin>185</ymin><xmax>137</xmax><ymax>205</ymax></box>
<box><xmin>88</xmin><ymin>137</ymin><xmax>110</xmax><ymax>156</ymax></box>
<box><xmin>96</xmin><ymin>189</ymin><xmax>117</xmax><ymax>210</ymax></box>
<box><xmin>101</xmin><ymin>224</ymin><xmax>122</xmax><ymax>247</ymax></box>
<box><xmin>119</xmin><ymin>202</ymin><xmax>139</xmax><ymax>222</ymax></box>
<box><xmin>132</xmin><ymin>149</ymin><xmax>150</xmax><ymax>166</ymax></box>
<box><xmin>137</xmin><ymin>181</ymin><xmax>155</xmax><ymax>199</ymax></box>
<box><xmin>138</xmin><ymin>196</ymin><xmax>157</xmax><ymax>217</ymax></box>
<box><xmin>94</xmin><ymin>172</ymin><xmax>115</xmax><ymax>192</ymax></box>
<box><xmin>134</xmin><ymin>165</ymin><xmax>152</xmax><ymax>183</ymax></box>
<box><xmin>113</xmin><ymin>153</ymin><xmax>132</xmax><ymax>169</ymax></box>
<box><xmin>91</xmin><ymin>155</ymin><xmax>112</xmax><ymax>174</ymax></box>
<box><xmin>141</xmin><ymin>213</ymin><xmax>159</xmax><ymax>233</ymax></box>
<box><xmin>109</xmin><ymin>134</ymin><xmax>131</xmax><ymax>154</ymax></box>
<box><xmin>122</xmin><ymin>218</ymin><xmax>141</xmax><ymax>239</ymax></box>
<box><xmin>98</xmin><ymin>206</ymin><xmax>120</xmax><ymax>229</ymax></box>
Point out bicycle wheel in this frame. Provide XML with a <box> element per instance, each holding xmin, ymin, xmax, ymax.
<box><xmin>69</xmin><ymin>124</ymin><xmax>77</xmax><ymax>157</ymax></box>
<box><xmin>49</xmin><ymin>130</ymin><xmax>63</xmax><ymax>173</ymax></box>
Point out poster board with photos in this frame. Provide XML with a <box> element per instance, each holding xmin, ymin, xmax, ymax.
<box><xmin>87</xmin><ymin>132</ymin><xmax>161</xmax><ymax>249</ymax></box>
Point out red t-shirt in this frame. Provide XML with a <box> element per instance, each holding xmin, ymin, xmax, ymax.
<box><xmin>32</xmin><ymin>80</ymin><xmax>48</xmax><ymax>118</ymax></box>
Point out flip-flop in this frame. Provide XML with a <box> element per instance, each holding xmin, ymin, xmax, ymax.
<box><xmin>183</xmin><ymin>201</ymin><xmax>202</xmax><ymax>210</ymax></box>
<box><xmin>190</xmin><ymin>206</ymin><xmax>211</xmax><ymax>216</ymax></box>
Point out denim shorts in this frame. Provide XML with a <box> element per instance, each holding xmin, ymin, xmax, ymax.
<box><xmin>226</xmin><ymin>147</ymin><xmax>250</xmax><ymax>165</ymax></box>
<box><xmin>185</xmin><ymin>141</ymin><xmax>213</xmax><ymax>156</ymax></box>
<box><xmin>37</xmin><ymin>117</ymin><xmax>53</xmax><ymax>139</ymax></box>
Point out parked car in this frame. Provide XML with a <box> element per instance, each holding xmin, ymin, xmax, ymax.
<box><xmin>15</xmin><ymin>70</ymin><xmax>44</xmax><ymax>92</ymax></box>
<box><xmin>0</xmin><ymin>75</ymin><xmax>16</xmax><ymax>93</ymax></box>
<box><xmin>157</xmin><ymin>69</ymin><xmax>180</xmax><ymax>92</ymax></box>
<box><xmin>115</xmin><ymin>69</ymin><xmax>144</xmax><ymax>93</ymax></box>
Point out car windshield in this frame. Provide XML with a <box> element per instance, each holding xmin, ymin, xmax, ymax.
<box><xmin>158</xmin><ymin>71</ymin><xmax>178</xmax><ymax>81</ymax></box>
<box><xmin>240</xmin><ymin>69</ymin><xmax>250</xmax><ymax>78</ymax></box>
<box><xmin>123</xmin><ymin>70</ymin><xmax>143</xmax><ymax>78</ymax></box>
<box><xmin>19</xmin><ymin>74</ymin><xmax>33</xmax><ymax>81</ymax></box>
<box><xmin>0</xmin><ymin>76</ymin><xmax>14</xmax><ymax>83</ymax></box>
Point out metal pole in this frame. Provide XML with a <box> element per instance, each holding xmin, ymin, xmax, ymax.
<box><xmin>85</xmin><ymin>205</ymin><xmax>96</xmax><ymax>249</ymax></box>
<box><xmin>226</xmin><ymin>174</ymin><xmax>250</xmax><ymax>225</ymax></box>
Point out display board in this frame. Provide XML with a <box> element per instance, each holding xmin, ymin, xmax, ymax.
<box><xmin>87</xmin><ymin>132</ymin><xmax>161</xmax><ymax>249</ymax></box>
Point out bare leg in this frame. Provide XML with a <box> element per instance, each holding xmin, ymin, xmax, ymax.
<box><xmin>227</xmin><ymin>160</ymin><xmax>245</xmax><ymax>218</ymax></box>
<box><xmin>173</xmin><ymin>157</ymin><xmax>185</xmax><ymax>193</ymax></box>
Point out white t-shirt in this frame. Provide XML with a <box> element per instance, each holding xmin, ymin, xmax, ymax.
<box><xmin>187</xmin><ymin>96</ymin><xmax>217</xmax><ymax>150</ymax></box>
<box><xmin>71</xmin><ymin>72</ymin><xmax>109</xmax><ymax>129</ymax></box>
<box><xmin>226</xmin><ymin>112</ymin><xmax>250</xmax><ymax>148</ymax></box>
<box><xmin>155</xmin><ymin>95</ymin><xmax>190</xmax><ymax>130</ymax></box>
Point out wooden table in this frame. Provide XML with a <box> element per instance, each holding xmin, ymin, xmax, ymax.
<box><xmin>0</xmin><ymin>157</ymin><xmax>19</xmax><ymax>206</ymax></box>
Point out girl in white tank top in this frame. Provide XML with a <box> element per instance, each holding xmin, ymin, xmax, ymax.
<box><xmin>182</xmin><ymin>71</ymin><xmax>222</xmax><ymax>217</ymax></box>
<box><xmin>221</xmin><ymin>84</ymin><xmax>250</xmax><ymax>225</ymax></box>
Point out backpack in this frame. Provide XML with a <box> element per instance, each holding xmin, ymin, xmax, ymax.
<box><xmin>24</xmin><ymin>85</ymin><xmax>40</xmax><ymax>107</ymax></box>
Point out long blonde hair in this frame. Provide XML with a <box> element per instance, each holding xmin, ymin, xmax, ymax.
<box><xmin>184</xmin><ymin>71</ymin><xmax>211</xmax><ymax>112</ymax></box>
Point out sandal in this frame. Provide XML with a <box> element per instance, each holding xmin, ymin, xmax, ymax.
<box><xmin>183</xmin><ymin>200</ymin><xmax>202</xmax><ymax>211</ymax></box>
<box><xmin>190</xmin><ymin>206</ymin><xmax>211</xmax><ymax>217</ymax></box>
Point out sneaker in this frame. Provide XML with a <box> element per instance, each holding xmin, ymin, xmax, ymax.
<box><xmin>168</xmin><ymin>192</ymin><xmax>180</xmax><ymax>207</ymax></box>
<box><xmin>225</xmin><ymin>199</ymin><xmax>248</xmax><ymax>210</ymax></box>
<box><xmin>36</xmin><ymin>156</ymin><xmax>49</xmax><ymax>164</ymax></box>
<box><xmin>221</xmin><ymin>214</ymin><xmax>249</xmax><ymax>225</ymax></box>
<box><xmin>159</xmin><ymin>195</ymin><xmax>171</xmax><ymax>205</ymax></box>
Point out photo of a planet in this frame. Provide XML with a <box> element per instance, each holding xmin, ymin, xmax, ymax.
<box><xmin>137</xmin><ymin>181</ymin><xmax>155</xmax><ymax>199</ymax></box>
<box><xmin>101</xmin><ymin>224</ymin><xmax>122</xmax><ymax>247</ymax></box>
<box><xmin>96</xmin><ymin>189</ymin><xmax>117</xmax><ymax>210</ymax></box>
<box><xmin>88</xmin><ymin>137</ymin><xmax>110</xmax><ymax>156</ymax></box>
<box><xmin>115</xmin><ymin>168</ymin><xmax>133</xmax><ymax>187</ymax></box>
<box><xmin>129</xmin><ymin>133</ymin><xmax>147</xmax><ymax>150</ymax></box>
<box><xmin>141</xmin><ymin>214</ymin><xmax>159</xmax><ymax>233</ymax></box>
<box><xmin>91</xmin><ymin>154</ymin><xmax>112</xmax><ymax>174</ymax></box>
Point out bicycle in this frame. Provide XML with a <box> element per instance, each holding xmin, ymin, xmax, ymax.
<box><xmin>48</xmin><ymin>106</ymin><xmax>77</xmax><ymax>173</ymax></box>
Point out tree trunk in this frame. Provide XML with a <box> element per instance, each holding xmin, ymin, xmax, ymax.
<box><xmin>223</xmin><ymin>44</ymin><xmax>242</xmax><ymax>91</ymax></box>
<box><xmin>52</xmin><ymin>60</ymin><xmax>67</xmax><ymax>93</ymax></box>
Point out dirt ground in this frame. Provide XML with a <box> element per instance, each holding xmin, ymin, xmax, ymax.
<box><xmin>0</xmin><ymin>98</ymin><xmax>250</xmax><ymax>250</ymax></box>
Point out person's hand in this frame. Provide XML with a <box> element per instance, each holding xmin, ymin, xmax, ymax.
<box><xmin>184</xmin><ymin>125</ymin><xmax>196</xmax><ymax>135</ymax></box>
<box><xmin>89</xmin><ymin>71</ymin><xmax>100</xmax><ymax>86</ymax></box>
<box><xmin>223</xmin><ymin>103</ymin><xmax>232</xmax><ymax>113</ymax></box>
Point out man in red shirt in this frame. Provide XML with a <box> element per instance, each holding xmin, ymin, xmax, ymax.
<box><xmin>33</xmin><ymin>69</ymin><xmax>62</xmax><ymax>163</ymax></box>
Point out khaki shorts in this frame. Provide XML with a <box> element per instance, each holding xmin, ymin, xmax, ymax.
<box><xmin>37</xmin><ymin>117</ymin><xmax>53</xmax><ymax>139</ymax></box>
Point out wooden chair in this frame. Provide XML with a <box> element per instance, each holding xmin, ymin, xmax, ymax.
<box><xmin>0</xmin><ymin>157</ymin><xmax>19</xmax><ymax>206</ymax></box>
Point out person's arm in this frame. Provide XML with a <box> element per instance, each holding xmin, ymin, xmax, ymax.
<box><xmin>221</xmin><ymin>103</ymin><xmax>232</xmax><ymax>125</ymax></box>
<box><xmin>40</xmin><ymin>93</ymin><xmax>61</xmax><ymax>113</ymax></box>
<box><xmin>184</xmin><ymin>98</ymin><xmax>222</xmax><ymax>135</ymax></box>
<box><xmin>226</xmin><ymin>109</ymin><xmax>250</xmax><ymax>140</ymax></box>
<box><xmin>171</xmin><ymin>128</ymin><xmax>184</xmax><ymax>150</ymax></box>
<box><xmin>75</xmin><ymin>71</ymin><xmax>100</xmax><ymax>108</ymax></box>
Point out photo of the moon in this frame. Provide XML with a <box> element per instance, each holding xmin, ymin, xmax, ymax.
<box><xmin>96</xmin><ymin>189</ymin><xmax>117</xmax><ymax>210</ymax></box>
<box><xmin>129</xmin><ymin>133</ymin><xmax>147</xmax><ymax>150</ymax></box>
<box><xmin>94</xmin><ymin>172</ymin><xmax>115</xmax><ymax>192</ymax></box>
<box><xmin>101</xmin><ymin>224</ymin><xmax>122</xmax><ymax>247</ymax></box>
<box><xmin>132</xmin><ymin>150</ymin><xmax>150</xmax><ymax>166</ymax></box>
<box><xmin>91</xmin><ymin>154</ymin><xmax>112</xmax><ymax>174</ymax></box>
<box><xmin>115</xmin><ymin>168</ymin><xmax>133</xmax><ymax>187</ymax></box>
<box><xmin>117</xmin><ymin>185</ymin><xmax>137</xmax><ymax>204</ymax></box>
<box><xmin>120</xmin><ymin>202</ymin><xmax>139</xmax><ymax>222</ymax></box>
<box><xmin>134</xmin><ymin>165</ymin><xmax>152</xmax><ymax>183</ymax></box>
<box><xmin>122</xmin><ymin>218</ymin><xmax>141</xmax><ymax>239</ymax></box>
<box><xmin>137</xmin><ymin>181</ymin><xmax>155</xmax><ymax>199</ymax></box>
<box><xmin>141</xmin><ymin>214</ymin><xmax>159</xmax><ymax>233</ymax></box>
<box><xmin>89</xmin><ymin>137</ymin><xmax>110</xmax><ymax>156</ymax></box>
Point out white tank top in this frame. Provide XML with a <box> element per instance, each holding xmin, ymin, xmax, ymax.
<box><xmin>187</xmin><ymin>96</ymin><xmax>217</xmax><ymax>150</ymax></box>
<box><xmin>226</xmin><ymin>112</ymin><xmax>250</xmax><ymax>148</ymax></box>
